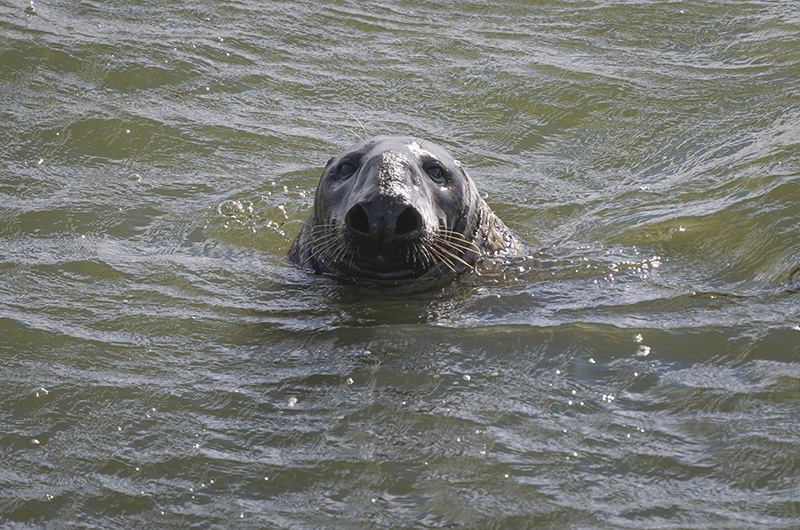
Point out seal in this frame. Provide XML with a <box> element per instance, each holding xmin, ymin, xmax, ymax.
<box><xmin>290</xmin><ymin>136</ymin><xmax>520</xmax><ymax>280</ymax></box>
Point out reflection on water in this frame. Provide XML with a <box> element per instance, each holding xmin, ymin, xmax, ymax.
<box><xmin>1</xmin><ymin>0</ymin><xmax>799</xmax><ymax>527</ymax></box>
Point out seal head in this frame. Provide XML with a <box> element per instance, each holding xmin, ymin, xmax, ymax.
<box><xmin>290</xmin><ymin>136</ymin><xmax>519</xmax><ymax>280</ymax></box>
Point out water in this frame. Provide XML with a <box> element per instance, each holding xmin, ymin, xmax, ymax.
<box><xmin>1</xmin><ymin>0</ymin><xmax>799</xmax><ymax>527</ymax></box>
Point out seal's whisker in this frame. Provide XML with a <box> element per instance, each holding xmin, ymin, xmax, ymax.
<box><xmin>310</xmin><ymin>232</ymin><xmax>336</xmax><ymax>246</ymax></box>
<box><xmin>330</xmin><ymin>241</ymin><xmax>349</xmax><ymax>264</ymax></box>
<box><xmin>309</xmin><ymin>235</ymin><xmax>336</xmax><ymax>250</ymax></box>
<box><xmin>439</xmin><ymin>238</ymin><xmax>481</xmax><ymax>256</ymax></box>
<box><xmin>440</xmin><ymin>230</ymin><xmax>480</xmax><ymax>245</ymax></box>
<box><xmin>307</xmin><ymin>242</ymin><xmax>331</xmax><ymax>263</ymax></box>
<box><xmin>438</xmin><ymin>230</ymin><xmax>478</xmax><ymax>246</ymax></box>
<box><xmin>428</xmin><ymin>245</ymin><xmax>457</xmax><ymax>273</ymax></box>
<box><xmin>308</xmin><ymin>236</ymin><xmax>337</xmax><ymax>261</ymax></box>
<box><xmin>412</xmin><ymin>241</ymin><xmax>427</xmax><ymax>268</ymax></box>
<box><xmin>431</xmin><ymin>229</ymin><xmax>480</xmax><ymax>267</ymax></box>
<box><xmin>417</xmin><ymin>242</ymin><xmax>435</xmax><ymax>269</ymax></box>
<box><xmin>424</xmin><ymin>243</ymin><xmax>437</xmax><ymax>269</ymax></box>
<box><xmin>308</xmin><ymin>226</ymin><xmax>345</xmax><ymax>265</ymax></box>
<box><xmin>432</xmin><ymin>242</ymin><xmax>473</xmax><ymax>269</ymax></box>
<box><xmin>311</xmin><ymin>235</ymin><xmax>339</xmax><ymax>251</ymax></box>
<box><xmin>310</xmin><ymin>224</ymin><xmax>338</xmax><ymax>237</ymax></box>
<box><xmin>309</xmin><ymin>229</ymin><xmax>335</xmax><ymax>239</ymax></box>
<box><xmin>429</xmin><ymin>251</ymin><xmax>455</xmax><ymax>273</ymax></box>
<box><xmin>438</xmin><ymin>230</ymin><xmax>482</xmax><ymax>255</ymax></box>
<box><xmin>436</xmin><ymin>253</ymin><xmax>457</xmax><ymax>273</ymax></box>
<box><xmin>346</xmin><ymin>112</ymin><xmax>369</xmax><ymax>140</ymax></box>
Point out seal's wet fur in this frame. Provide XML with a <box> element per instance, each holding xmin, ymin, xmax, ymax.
<box><xmin>290</xmin><ymin>136</ymin><xmax>520</xmax><ymax>281</ymax></box>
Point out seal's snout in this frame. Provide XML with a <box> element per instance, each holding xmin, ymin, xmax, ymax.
<box><xmin>344</xmin><ymin>204</ymin><xmax>370</xmax><ymax>236</ymax></box>
<box><xmin>344</xmin><ymin>201</ymin><xmax>423</xmax><ymax>242</ymax></box>
<box><xmin>395</xmin><ymin>206</ymin><xmax>423</xmax><ymax>237</ymax></box>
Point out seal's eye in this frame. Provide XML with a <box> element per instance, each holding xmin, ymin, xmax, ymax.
<box><xmin>425</xmin><ymin>164</ymin><xmax>447</xmax><ymax>184</ymax></box>
<box><xmin>337</xmin><ymin>162</ymin><xmax>357</xmax><ymax>180</ymax></box>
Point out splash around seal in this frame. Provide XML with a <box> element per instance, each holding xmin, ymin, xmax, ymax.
<box><xmin>290</xmin><ymin>136</ymin><xmax>521</xmax><ymax>281</ymax></box>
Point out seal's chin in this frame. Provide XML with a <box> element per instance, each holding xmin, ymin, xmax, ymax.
<box><xmin>327</xmin><ymin>238</ymin><xmax>430</xmax><ymax>280</ymax></box>
<box><xmin>348</xmin><ymin>267</ymin><xmax>420</xmax><ymax>281</ymax></box>
<box><xmin>337</xmin><ymin>258</ymin><xmax>426</xmax><ymax>281</ymax></box>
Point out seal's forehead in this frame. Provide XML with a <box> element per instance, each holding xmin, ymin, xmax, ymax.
<box><xmin>407</xmin><ymin>140</ymin><xmax>435</xmax><ymax>160</ymax></box>
<box><xmin>343</xmin><ymin>136</ymin><xmax>456</xmax><ymax>163</ymax></box>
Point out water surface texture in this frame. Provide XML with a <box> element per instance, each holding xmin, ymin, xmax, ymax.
<box><xmin>2</xmin><ymin>0</ymin><xmax>799</xmax><ymax>528</ymax></box>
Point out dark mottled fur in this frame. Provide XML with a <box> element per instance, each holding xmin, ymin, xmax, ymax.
<box><xmin>290</xmin><ymin>136</ymin><xmax>520</xmax><ymax>280</ymax></box>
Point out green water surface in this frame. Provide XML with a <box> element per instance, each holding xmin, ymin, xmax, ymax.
<box><xmin>1</xmin><ymin>0</ymin><xmax>799</xmax><ymax>528</ymax></box>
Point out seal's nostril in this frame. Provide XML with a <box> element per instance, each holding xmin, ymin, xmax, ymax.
<box><xmin>345</xmin><ymin>204</ymin><xmax>370</xmax><ymax>235</ymax></box>
<box><xmin>395</xmin><ymin>206</ymin><xmax>422</xmax><ymax>237</ymax></box>
<box><xmin>346</xmin><ymin>202</ymin><xmax>421</xmax><ymax>240</ymax></box>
